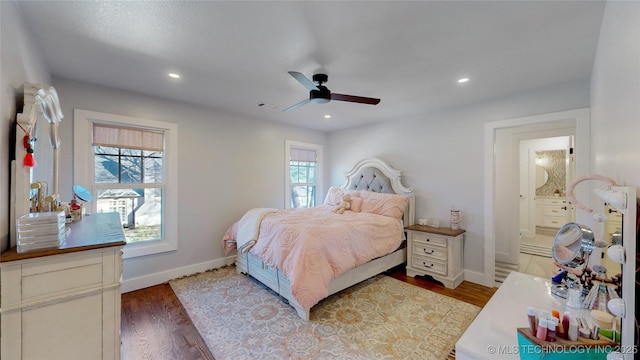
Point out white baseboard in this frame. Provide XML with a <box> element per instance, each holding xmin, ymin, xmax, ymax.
<box><xmin>121</xmin><ymin>256</ymin><xmax>236</xmax><ymax>293</ymax></box>
<box><xmin>464</xmin><ymin>269</ymin><xmax>494</xmax><ymax>288</ymax></box>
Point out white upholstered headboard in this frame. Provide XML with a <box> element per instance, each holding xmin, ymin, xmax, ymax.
<box><xmin>341</xmin><ymin>158</ymin><xmax>415</xmax><ymax>226</ymax></box>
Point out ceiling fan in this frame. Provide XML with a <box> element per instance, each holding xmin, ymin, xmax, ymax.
<box><xmin>283</xmin><ymin>71</ymin><xmax>380</xmax><ymax>112</ymax></box>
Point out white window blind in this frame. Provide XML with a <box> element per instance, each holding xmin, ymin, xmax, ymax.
<box><xmin>290</xmin><ymin>148</ymin><xmax>317</xmax><ymax>162</ymax></box>
<box><xmin>93</xmin><ymin>124</ymin><xmax>164</xmax><ymax>151</ymax></box>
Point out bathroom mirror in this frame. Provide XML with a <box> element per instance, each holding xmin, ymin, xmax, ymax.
<box><xmin>9</xmin><ymin>83</ymin><xmax>64</xmax><ymax>246</ymax></box>
<box><xmin>535</xmin><ymin>165</ymin><xmax>549</xmax><ymax>190</ymax></box>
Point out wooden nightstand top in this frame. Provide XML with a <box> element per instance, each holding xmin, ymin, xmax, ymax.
<box><xmin>405</xmin><ymin>224</ymin><xmax>465</xmax><ymax>237</ymax></box>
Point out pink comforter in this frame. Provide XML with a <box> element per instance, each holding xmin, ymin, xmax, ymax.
<box><xmin>226</xmin><ymin>205</ymin><xmax>404</xmax><ymax>311</ymax></box>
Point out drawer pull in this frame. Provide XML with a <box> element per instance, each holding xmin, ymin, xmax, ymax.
<box><xmin>422</xmin><ymin>262</ymin><xmax>433</xmax><ymax>268</ymax></box>
<box><xmin>561</xmin><ymin>206</ymin><xmax>567</xmax><ymax>210</ymax></box>
<box><xmin>423</xmin><ymin>248</ymin><xmax>434</xmax><ymax>255</ymax></box>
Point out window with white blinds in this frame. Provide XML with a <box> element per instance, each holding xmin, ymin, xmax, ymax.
<box><xmin>74</xmin><ymin>109</ymin><xmax>178</xmax><ymax>259</ymax></box>
<box><xmin>285</xmin><ymin>141</ymin><xmax>322</xmax><ymax>209</ymax></box>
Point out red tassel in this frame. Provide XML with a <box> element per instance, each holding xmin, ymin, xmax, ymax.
<box><xmin>24</xmin><ymin>152</ymin><xmax>36</xmax><ymax>167</ymax></box>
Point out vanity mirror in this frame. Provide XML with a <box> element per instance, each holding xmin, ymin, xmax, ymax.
<box><xmin>9</xmin><ymin>83</ymin><xmax>64</xmax><ymax>246</ymax></box>
<box><xmin>555</xmin><ymin>175</ymin><xmax>636</xmax><ymax>358</ymax></box>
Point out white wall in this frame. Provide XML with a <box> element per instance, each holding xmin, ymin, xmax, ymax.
<box><xmin>590</xmin><ymin>2</ymin><xmax>639</xmax><ymax>354</ymax></box>
<box><xmin>328</xmin><ymin>80</ymin><xmax>591</xmax><ymax>278</ymax></box>
<box><xmin>52</xmin><ymin>78</ymin><xmax>328</xmax><ymax>290</ymax></box>
<box><xmin>0</xmin><ymin>2</ymin><xmax>52</xmax><ymax>253</ymax></box>
<box><xmin>591</xmin><ymin>1</ymin><xmax>640</xmax><ymax>187</ymax></box>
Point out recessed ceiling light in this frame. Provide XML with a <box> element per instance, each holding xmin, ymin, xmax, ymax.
<box><xmin>324</xmin><ymin>114</ymin><xmax>332</xmax><ymax>119</ymax></box>
<box><xmin>457</xmin><ymin>77</ymin><xmax>469</xmax><ymax>84</ymax></box>
<box><xmin>168</xmin><ymin>73</ymin><xmax>181</xmax><ymax>79</ymax></box>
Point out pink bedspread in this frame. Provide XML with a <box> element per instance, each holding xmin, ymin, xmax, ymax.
<box><xmin>226</xmin><ymin>205</ymin><xmax>404</xmax><ymax>311</ymax></box>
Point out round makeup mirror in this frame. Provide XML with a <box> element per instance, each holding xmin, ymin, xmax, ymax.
<box><xmin>550</xmin><ymin>222</ymin><xmax>595</xmax><ymax>299</ymax></box>
<box><xmin>552</xmin><ymin>222</ymin><xmax>594</xmax><ymax>267</ymax></box>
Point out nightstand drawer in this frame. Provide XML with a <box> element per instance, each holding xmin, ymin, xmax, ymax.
<box><xmin>411</xmin><ymin>255</ymin><xmax>447</xmax><ymax>276</ymax></box>
<box><xmin>412</xmin><ymin>232</ymin><xmax>447</xmax><ymax>247</ymax></box>
<box><xmin>412</xmin><ymin>243</ymin><xmax>447</xmax><ymax>261</ymax></box>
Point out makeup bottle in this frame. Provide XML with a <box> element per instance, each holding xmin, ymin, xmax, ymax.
<box><xmin>527</xmin><ymin>307</ymin><xmax>537</xmax><ymax>334</ymax></box>
<box><xmin>536</xmin><ymin>318</ymin><xmax>548</xmax><ymax>341</ymax></box>
<box><xmin>546</xmin><ymin>317</ymin><xmax>558</xmax><ymax>342</ymax></box>
<box><xmin>568</xmin><ymin>320</ymin><xmax>579</xmax><ymax>341</ymax></box>
<box><xmin>561</xmin><ymin>311</ymin><xmax>571</xmax><ymax>339</ymax></box>
<box><xmin>556</xmin><ymin>315</ymin><xmax>566</xmax><ymax>340</ymax></box>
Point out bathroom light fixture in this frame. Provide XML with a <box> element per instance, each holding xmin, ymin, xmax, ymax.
<box><xmin>168</xmin><ymin>73</ymin><xmax>181</xmax><ymax>79</ymax></box>
<box><xmin>324</xmin><ymin>114</ymin><xmax>331</xmax><ymax>119</ymax></box>
<box><xmin>457</xmin><ymin>77</ymin><xmax>469</xmax><ymax>83</ymax></box>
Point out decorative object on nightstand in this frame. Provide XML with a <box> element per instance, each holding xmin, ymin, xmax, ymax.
<box><xmin>405</xmin><ymin>224</ymin><xmax>465</xmax><ymax>289</ymax></box>
<box><xmin>450</xmin><ymin>209</ymin><xmax>461</xmax><ymax>230</ymax></box>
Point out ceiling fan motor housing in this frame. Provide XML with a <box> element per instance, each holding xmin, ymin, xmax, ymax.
<box><xmin>310</xmin><ymin>85</ymin><xmax>331</xmax><ymax>104</ymax></box>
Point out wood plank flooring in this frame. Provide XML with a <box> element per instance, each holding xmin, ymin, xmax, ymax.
<box><xmin>121</xmin><ymin>264</ymin><xmax>497</xmax><ymax>360</ymax></box>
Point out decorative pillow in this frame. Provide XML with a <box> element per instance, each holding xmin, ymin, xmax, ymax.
<box><xmin>324</xmin><ymin>187</ymin><xmax>346</xmax><ymax>206</ymax></box>
<box><xmin>358</xmin><ymin>191</ymin><xmax>409</xmax><ymax>220</ymax></box>
<box><xmin>349</xmin><ymin>196</ymin><xmax>363</xmax><ymax>212</ymax></box>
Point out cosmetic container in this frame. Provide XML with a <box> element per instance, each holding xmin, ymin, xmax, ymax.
<box><xmin>568</xmin><ymin>320</ymin><xmax>579</xmax><ymax>341</ymax></box>
<box><xmin>561</xmin><ymin>311</ymin><xmax>571</xmax><ymax>339</ymax></box>
<box><xmin>526</xmin><ymin>307</ymin><xmax>537</xmax><ymax>334</ymax></box>
<box><xmin>546</xmin><ymin>317</ymin><xmax>558</xmax><ymax>342</ymax></box>
<box><xmin>536</xmin><ymin>318</ymin><xmax>548</xmax><ymax>341</ymax></box>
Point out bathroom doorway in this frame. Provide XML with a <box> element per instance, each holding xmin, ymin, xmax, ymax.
<box><xmin>487</xmin><ymin>108</ymin><xmax>591</xmax><ymax>286</ymax></box>
<box><xmin>518</xmin><ymin>136</ymin><xmax>575</xmax><ymax>278</ymax></box>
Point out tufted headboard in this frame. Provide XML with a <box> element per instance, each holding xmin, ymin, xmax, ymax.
<box><xmin>341</xmin><ymin>158</ymin><xmax>415</xmax><ymax>225</ymax></box>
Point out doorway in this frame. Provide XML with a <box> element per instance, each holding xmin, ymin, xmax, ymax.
<box><xmin>518</xmin><ymin>136</ymin><xmax>576</xmax><ymax>278</ymax></box>
<box><xmin>484</xmin><ymin>108</ymin><xmax>591</xmax><ymax>287</ymax></box>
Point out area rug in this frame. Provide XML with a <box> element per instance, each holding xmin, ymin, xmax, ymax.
<box><xmin>169</xmin><ymin>265</ymin><xmax>480</xmax><ymax>360</ymax></box>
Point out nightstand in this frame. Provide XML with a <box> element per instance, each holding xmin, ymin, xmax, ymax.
<box><xmin>405</xmin><ymin>224</ymin><xmax>465</xmax><ymax>289</ymax></box>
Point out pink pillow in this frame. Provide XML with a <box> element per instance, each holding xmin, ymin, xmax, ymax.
<box><xmin>349</xmin><ymin>197</ymin><xmax>363</xmax><ymax>212</ymax></box>
<box><xmin>359</xmin><ymin>191</ymin><xmax>409</xmax><ymax>220</ymax></box>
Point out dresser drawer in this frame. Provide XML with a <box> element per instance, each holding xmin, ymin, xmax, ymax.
<box><xmin>20</xmin><ymin>252</ymin><xmax>104</xmax><ymax>301</ymax></box>
<box><xmin>412</xmin><ymin>243</ymin><xmax>447</xmax><ymax>261</ymax></box>
<box><xmin>411</xmin><ymin>255</ymin><xmax>447</xmax><ymax>276</ymax></box>
<box><xmin>412</xmin><ymin>232</ymin><xmax>447</xmax><ymax>247</ymax></box>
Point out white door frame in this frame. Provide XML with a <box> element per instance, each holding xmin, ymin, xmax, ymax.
<box><xmin>483</xmin><ymin>108</ymin><xmax>591</xmax><ymax>286</ymax></box>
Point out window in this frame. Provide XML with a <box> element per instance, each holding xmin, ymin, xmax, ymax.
<box><xmin>285</xmin><ymin>141</ymin><xmax>322</xmax><ymax>209</ymax></box>
<box><xmin>74</xmin><ymin>109</ymin><xmax>178</xmax><ymax>259</ymax></box>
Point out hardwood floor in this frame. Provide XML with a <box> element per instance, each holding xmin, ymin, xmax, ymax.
<box><xmin>121</xmin><ymin>265</ymin><xmax>497</xmax><ymax>359</ymax></box>
<box><xmin>121</xmin><ymin>283</ymin><xmax>215</xmax><ymax>360</ymax></box>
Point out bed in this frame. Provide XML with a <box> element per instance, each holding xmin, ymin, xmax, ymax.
<box><xmin>222</xmin><ymin>157</ymin><xmax>415</xmax><ymax>320</ymax></box>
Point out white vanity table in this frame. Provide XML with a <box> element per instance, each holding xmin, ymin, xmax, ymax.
<box><xmin>0</xmin><ymin>212</ymin><xmax>125</xmax><ymax>360</ymax></box>
<box><xmin>456</xmin><ymin>271</ymin><xmax>597</xmax><ymax>360</ymax></box>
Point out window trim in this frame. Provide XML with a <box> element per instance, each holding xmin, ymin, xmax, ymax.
<box><xmin>74</xmin><ymin>109</ymin><xmax>178</xmax><ymax>259</ymax></box>
<box><xmin>285</xmin><ymin>140</ymin><xmax>322</xmax><ymax>209</ymax></box>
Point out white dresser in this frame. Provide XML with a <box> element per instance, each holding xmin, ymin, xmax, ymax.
<box><xmin>1</xmin><ymin>213</ymin><xmax>126</xmax><ymax>360</ymax></box>
<box><xmin>405</xmin><ymin>225</ymin><xmax>465</xmax><ymax>289</ymax></box>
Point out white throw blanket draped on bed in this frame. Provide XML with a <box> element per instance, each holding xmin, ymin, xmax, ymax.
<box><xmin>235</xmin><ymin>208</ymin><xmax>277</xmax><ymax>253</ymax></box>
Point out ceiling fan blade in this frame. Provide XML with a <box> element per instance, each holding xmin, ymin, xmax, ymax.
<box><xmin>288</xmin><ymin>71</ymin><xmax>319</xmax><ymax>91</ymax></box>
<box><xmin>331</xmin><ymin>93</ymin><xmax>381</xmax><ymax>105</ymax></box>
<box><xmin>282</xmin><ymin>98</ymin><xmax>311</xmax><ymax>112</ymax></box>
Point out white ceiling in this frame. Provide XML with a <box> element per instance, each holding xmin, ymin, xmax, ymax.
<box><xmin>16</xmin><ymin>1</ymin><xmax>606</xmax><ymax>132</ymax></box>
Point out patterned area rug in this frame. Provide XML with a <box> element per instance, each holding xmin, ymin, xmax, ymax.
<box><xmin>170</xmin><ymin>265</ymin><xmax>479</xmax><ymax>360</ymax></box>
